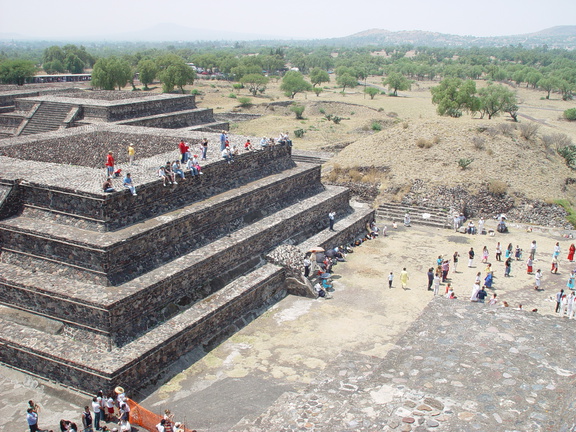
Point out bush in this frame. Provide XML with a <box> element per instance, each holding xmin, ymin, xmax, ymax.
<box><xmin>458</xmin><ymin>158</ymin><xmax>474</xmax><ymax>169</ymax></box>
<box><xmin>558</xmin><ymin>145</ymin><xmax>576</xmax><ymax>169</ymax></box>
<box><xmin>190</xmin><ymin>89</ymin><xmax>201</xmax><ymax>95</ymax></box>
<box><xmin>555</xmin><ymin>199</ymin><xmax>576</xmax><ymax>227</ymax></box>
<box><xmin>238</xmin><ymin>97</ymin><xmax>252</xmax><ymax>107</ymax></box>
<box><xmin>519</xmin><ymin>123</ymin><xmax>539</xmax><ymax>140</ymax></box>
<box><xmin>232</xmin><ymin>83</ymin><xmax>243</xmax><ymax>90</ymax></box>
<box><xmin>294</xmin><ymin>128</ymin><xmax>305</xmax><ymax>138</ymax></box>
<box><xmin>416</xmin><ymin>138</ymin><xmax>432</xmax><ymax>149</ymax></box>
<box><xmin>498</xmin><ymin>123</ymin><xmax>516</xmax><ymax>137</ymax></box>
<box><xmin>290</xmin><ymin>104</ymin><xmax>305</xmax><ymax>119</ymax></box>
<box><xmin>332</xmin><ymin>116</ymin><xmax>341</xmax><ymax>124</ymax></box>
<box><xmin>472</xmin><ymin>136</ymin><xmax>486</xmax><ymax>150</ymax></box>
<box><xmin>371</xmin><ymin>121</ymin><xmax>382</xmax><ymax>131</ymax></box>
<box><xmin>488</xmin><ymin>180</ymin><xmax>508</xmax><ymax>195</ymax></box>
<box><xmin>319</xmin><ymin>108</ymin><xmax>325</xmax><ymax>114</ymax></box>
<box><xmin>402</xmin><ymin>121</ymin><xmax>409</xmax><ymax>129</ymax></box>
<box><xmin>565</xmin><ymin>108</ymin><xmax>576</xmax><ymax>121</ymax></box>
<box><xmin>228</xmin><ymin>93</ymin><xmax>237</xmax><ymax>98</ymax></box>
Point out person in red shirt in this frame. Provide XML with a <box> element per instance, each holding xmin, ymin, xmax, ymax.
<box><xmin>178</xmin><ymin>140</ymin><xmax>188</xmax><ymax>164</ymax></box>
<box><xmin>105</xmin><ymin>151</ymin><xmax>115</xmax><ymax>176</ymax></box>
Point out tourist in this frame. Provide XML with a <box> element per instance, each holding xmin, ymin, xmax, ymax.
<box><xmin>400</xmin><ymin>268</ymin><xmax>409</xmax><ymax>289</ymax></box>
<box><xmin>470</xmin><ymin>281</ymin><xmax>481</xmax><ymax>302</ymax></box>
<box><xmin>103</xmin><ymin>177</ymin><xmax>114</xmax><ymax>193</ymax></box>
<box><xmin>515</xmin><ymin>245</ymin><xmax>522</xmax><ymax>260</ymax></box>
<box><xmin>452</xmin><ymin>251</ymin><xmax>459</xmax><ymax>272</ymax></box>
<box><xmin>534</xmin><ymin>269</ymin><xmax>542</xmax><ymax>291</ymax></box>
<box><xmin>568</xmin><ymin>244</ymin><xmax>575</xmax><ymax>262</ymax></box>
<box><xmin>172</xmin><ymin>161</ymin><xmax>185</xmax><ymax>181</ymax></box>
<box><xmin>259</xmin><ymin>136</ymin><xmax>269</xmax><ymax>149</ymax></box>
<box><xmin>106</xmin><ymin>393</ymin><xmax>116</xmax><ymax>422</ymax></box>
<box><xmin>481</xmin><ymin>246</ymin><xmax>489</xmax><ymax>263</ymax></box>
<box><xmin>475</xmin><ymin>271</ymin><xmax>482</xmax><ymax>286</ymax></box>
<box><xmin>105</xmin><ymin>151</ymin><xmax>115</xmax><ymax>177</ymax></box>
<box><xmin>81</xmin><ymin>406</ymin><xmax>93</xmax><ymax>432</ymax></box>
<box><xmin>118</xmin><ymin>400</ymin><xmax>130</xmax><ymax>423</ymax></box>
<box><xmin>529</xmin><ymin>240</ymin><xmax>537</xmax><ymax>260</ymax></box>
<box><xmin>436</xmin><ymin>255</ymin><xmax>443</xmax><ymax>267</ymax></box>
<box><xmin>427</xmin><ymin>267</ymin><xmax>434</xmax><ymax>291</ymax></box>
<box><xmin>303</xmin><ymin>255</ymin><xmax>311</xmax><ymax>278</ymax></box>
<box><xmin>128</xmin><ymin>144</ymin><xmax>135</xmax><ymax>165</ymax></box>
<box><xmin>504</xmin><ymin>257</ymin><xmax>512</xmax><ymax>277</ymax></box>
<box><xmin>555</xmin><ymin>289</ymin><xmax>564</xmax><ymax>313</ymax></box>
<box><xmin>221</xmin><ymin>147</ymin><xmax>233</xmax><ymax>164</ymax></box>
<box><xmin>495</xmin><ymin>242</ymin><xmax>502</xmax><ymax>261</ymax></box>
<box><xmin>553</xmin><ymin>242</ymin><xmax>561</xmax><ymax>259</ymax></box>
<box><xmin>26</xmin><ymin>408</ymin><xmax>39</xmax><ymax>432</ymax></box>
<box><xmin>526</xmin><ymin>256</ymin><xmax>534</xmax><ymax>274</ymax></box>
<box><xmin>201</xmin><ymin>138</ymin><xmax>208</xmax><ymax>160</ymax></box>
<box><xmin>477</xmin><ymin>286</ymin><xmax>488</xmax><ymax>303</ymax></box>
<box><xmin>551</xmin><ymin>257</ymin><xmax>559</xmax><ymax>274</ymax></box>
<box><xmin>567</xmin><ymin>271</ymin><xmax>575</xmax><ymax>291</ymax></box>
<box><xmin>489</xmin><ymin>293</ymin><xmax>498</xmax><ymax>306</ymax></box>
<box><xmin>178</xmin><ymin>140</ymin><xmax>188</xmax><ymax>164</ymax></box>
<box><xmin>468</xmin><ymin>247</ymin><xmax>475</xmax><ymax>267</ymax></box>
<box><xmin>446</xmin><ymin>287</ymin><xmax>457</xmax><ymax>299</ymax></box>
<box><xmin>123</xmin><ymin>173</ymin><xmax>137</xmax><ymax>196</ymax></box>
<box><xmin>244</xmin><ymin>139</ymin><xmax>254</xmax><ymax>151</ymax></box>
<box><xmin>156</xmin><ymin>419</ymin><xmax>166</xmax><ymax>432</ymax></box>
<box><xmin>441</xmin><ymin>260</ymin><xmax>449</xmax><ymax>282</ymax></box>
<box><xmin>328</xmin><ymin>211</ymin><xmax>336</xmax><ymax>231</ymax></box>
<box><xmin>388</xmin><ymin>271</ymin><xmax>393</xmax><ymax>288</ymax></box>
<box><xmin>59</xmin><ymin>419</ymin><xmax>71</xmax><ymax>432</ymax></box>
<box><xmin>484</xmin><ymin>271</ymin><xmax>493</xmax><ymax>289</ymax></box>
<box><xmin>220</xmin><ymin>131</ymin><xmax>228</xmax><ymax>151</ymax></box>
<box><xmin>92</xmin><ymin>396</ymin><xmax>102</xmax><ymax>431</ymax></box>
<box><xmin>567</xmin><ymin>291</ymin><xmax>575</xmax><ymax>319</ymax></box>
<box><xmin>403</xmin><ymin>212</ymin><xmax>411</xmax><ymax>227</ymax></box>
<box><xmin>478</xmin><ymin>217</ymin><xmax>484</xmax><ymax>234</ymax></box>
<box><xmin>164</xmin><ymin>162</ymin><xmax>177</xmax><ymax>185</ymax></box>
<box><xmin>433</xmin><ymin>271</ymin><xmax>441</xmax><ymax>296</ymax></box>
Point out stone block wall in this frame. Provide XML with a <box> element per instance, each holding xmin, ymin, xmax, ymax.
<box><xmin>118</xmin><ymin>108</ymin><xmax>215</xmax><ymax>129</ymax></box>
<box><xmin>82</xmin><ymin>96</ymin><xmax>197</xmax><ymax>122</ymax></box>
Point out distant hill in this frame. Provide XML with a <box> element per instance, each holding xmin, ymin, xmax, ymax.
<box><xmin>332</xmin><ymin>26</ymin><xmax>576</xmax><ymax>49</ymax></box>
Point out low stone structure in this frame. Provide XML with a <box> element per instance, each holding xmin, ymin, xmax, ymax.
<box><xmin>0</xmin><ymin>122</ymin><xmax>374</xmax><ymax>394</ymax></box>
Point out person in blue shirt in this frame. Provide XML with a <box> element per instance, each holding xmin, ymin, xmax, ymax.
<box><xmin>123</xmin><ymin>173</ymin><xmax>137</xmax><ymax>196</ymax></box>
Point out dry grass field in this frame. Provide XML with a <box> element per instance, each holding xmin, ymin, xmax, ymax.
<box><xmin>148</xmin><ymin>76</ymin><xmax>576</xmax><ymax>205</ymax></box>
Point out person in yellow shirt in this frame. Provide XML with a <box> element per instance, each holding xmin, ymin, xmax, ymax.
<box><xmin>128</xmin><ymin>144</ymin><xmax>135</xmax><ymax>165</ymax></box>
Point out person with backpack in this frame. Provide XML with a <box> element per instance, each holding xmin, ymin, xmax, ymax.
<box><xmin>81</xmin><ymin>406</ymin><xmax>93</xmax><ymax>432</ymax></box>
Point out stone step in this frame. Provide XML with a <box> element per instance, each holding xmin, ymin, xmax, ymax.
<box><xmin>19</xmin><ymin>102</ymin><xmax>74</xmax><ymax>135</ymax></box>
<box><xmin>0</xmin><ymin>185</ymin><xmax>352</xmax><ymax>345</ymax></box>
<box><xmin>0</xmin><ymin>262</ymin><xmax>287</xmax><ymax>394</ymax></box>
<box><xmin>376</xmin><ymin>208</ymin><xmax>449</xmax><ymax>224</ymax></box>
<box><xmin>1</xmin><ymin>164</ymin><xmax>324</xmax><ymax>285</ymax></box>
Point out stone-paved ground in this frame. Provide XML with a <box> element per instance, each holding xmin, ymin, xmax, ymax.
<box><xmin>232</xmin><ymin>299</ymin><xmax>576</xmax><ymax>432</ymax></box>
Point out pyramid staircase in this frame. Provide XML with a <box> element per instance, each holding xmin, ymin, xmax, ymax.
<box><xmin>0</xmin><ymin>147</ymin><xmax>374</xmax><ymax>394</ymax></box>
<box><xmin>19</xmin><ymin>101</ymin><xmax>77</xmax><ymax>136</ymax></box>
<box><xmin>376</xmin><ymin>202</ymin><xmax>451</xmax><ymax>229</ymax></box>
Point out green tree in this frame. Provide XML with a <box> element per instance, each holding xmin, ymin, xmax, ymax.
<box><xmin>336</xmin><ymin>73</ymin><xmax>358</xmax><ymax>92</ymax></box>
<box><xmin>478</xmin><ymin>84</ymin><xmax>517</xmax><ymax>119</ymax></box>
<box><xmin>309</xmin><ymin>67</ymin><xmax>330</xmax><ymax>87</ymax></box>
<box><xmin>137</xmin><ymin>59</ymin><xmax>158</xmax><ymax>90</ymax></box>
<box><xmin>0</xmin><ymin>60</ymin><xmax>37</xmax><ymax>85</ymax></box>
<box><xmin>240</xmin><ymin>73</ymin><xmax>269</xmax><ymax>96</ymax></box>
<box><xmin>43</xmin><ymin>60</ymin><xmax>65</xmax><ymax>74</ymax></box>
<box><xmin>313</xmin><ymin>87</ymin><xmax>323</xmax><ymax>97</ymax></box>
<box><xmin>431</xmin><ymin>78</ymin><xmax>479</xmax><ymax>118</ymax></box>
<box><xmin>280</xmin><ymin>71</ymin><xmax>312</xmax><ymax>99</ymax></box>
<box><xmin>159</xmin><ymin>62</ymin><xmax>196</xmax><ymax>93</ymax></box>
<box><xmin>538</xmin><ymin>77</ymin><xmax>561</xmax><ymax>99</ymax></box>
<box><xmin>364</xmin><ymin>86</ymin><xmax>379</xmax><ymax>100</ymax></box>
<box><xmin>382</xmin><ymin>72</ymin><xmax>411</xmax><ymax>96</ymax></box>
<box><xmin>65</xmin><ymin>53</ymin><xmax>84</xmax><ymax>74</ymax></box>
<box><xmin>91</xmin><ymin>57</ymin><xmax>131</xmax><ymax>90</ymax></box>
<box><xmin>42</xmin><ymin>46</ymin><xmax>65</xmax><ymax>64</ymax></box>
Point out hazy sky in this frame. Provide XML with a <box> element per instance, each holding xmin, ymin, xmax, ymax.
<box><xmin>1</xmin><ymin>0</ymin><xmax>574</xmax><ymax>40</ymax></box>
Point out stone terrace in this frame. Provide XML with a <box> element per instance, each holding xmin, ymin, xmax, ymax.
<box><xmin>0</xmin><ymin>124</ymin><xmax>374</xmax><ymax>394</ymax></box>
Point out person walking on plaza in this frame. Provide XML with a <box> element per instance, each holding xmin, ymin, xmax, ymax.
<box><xmin>482</xmin><ymin>246</ymin><xmax>489</xmax><ymax>263</ymax></box>
<box><xmin>453</xmin><ymin>251</ymin><xmax>460</xmax><ymax>272</ymax></box>
<box><xmin>495</xmin><ymin>242</ymin><xmax>502</xmax><ymax>261</ymax></box>
<box><xmin>303</xmin><ymin>256</ymin><xmax>311</xmax><ymax>278</ymax></box>
<box><xmin>468</xmin><ymin>247</ymin><xmax>475</xmax><ymax>267</ymax></box>
<box><xmin>567</xmin><ymin>271</ymin><xmax>575</xmax><ymax>291</ymax></box>
<box><xmin>553</xmin><ymin>242</ymin><xmax>561</xmax><ymax>259</ymax></box>
<box><xmin>534</xmin><ymin>269</ymin><xmax>542</xmax><ymax>291</ymax></box>
<box><xmin>568</xmin><ymin>244</ymin><xmax>575</xmax><ymax>262</ymax></box>
<box><xmin>526</xmin><ymin>256</ymin><xmax>534</xmax><ymax>274</ymax></box>
<box><xmin>201</xmin><ymin>138</ymin><xmax>209</xmax><ymax>160</ymax></box>
<box><xmin>433</xmin><ymin>271</ymin><xmax>441</xmax><ymax>296</ymax></box>
<box><xmin>26</xmin><ymin>408</ymin><xmax>39</xmax><ymax>432</ymax></box>
<box><xmin>504</xmin><ymin>257</ymin><xmax>512</xmax><ymax>277</ymax></box>
<box><xmin>427</xmin><ymin>267</ymin><xmax>434</xmax><ymax>291</ymax></box>
<box><xmin>400</xmin><ymin>268</ymin><xmax>409</xmax><ymax>289</ymax></box>
<box><xmin>530</xmin><ymin>240</ymin><xmax>537</xmax><ymax>260</ymax></box>
<box><xmin>555</xmin><ymin>289</ymin><xmax>564</xmax><ymax>313</ymax></box>
<box><xmin>82</xmin><ymin>405</ymin><xmax>93</xmax><ymax>432</ymax></box>
<box><xmin>105</xmin><ymin>151</ymin><xmax>115</xmax><ymax>177</ymax></box>
<box><xmin>328</xmin><ymin>211</ymin><xmax>336</xmax><ymax>231</ymax></box>
<box><xmin>388</xmin><ymin>271</ymin><xmax>394</xmax><ymax>288</ymax></box>
<box><xmin>551</xmin><ymin>257</ymin><xmax>559</xmax><ymax>274</ymax></box>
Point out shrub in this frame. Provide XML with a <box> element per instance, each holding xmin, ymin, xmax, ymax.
<box><xmin>472</xmin><ymin>136</ymin><xmax>486</xmax><ymax>150</ymax></box>
<box><xmin>564</xmin><ymin>108</ymin><xmax>576</xmax><ymax>121</ymax></box>
<box><xmin>238</xmin><ymin>97</ymin><xmax>252</xmax><ymax>107</ymax></box>
<box><xmin>290</xmin><ymin>104</ymin><xmax>305</xmax><ymax>119</ymax></box>
<box><xmin>325</xmin><ymin>114</ymin><xmax>332</xmax><ymax>121</ymax></box>
<box><xmin>558</xmin><ymin>145</ymin><xmax>576</xmax><ymax>169</ymax></box>
<box><xmin>190</xmin><ymin>89</ymin><xmax>201</xmax><ymax>95</ymax></box>
<box><xmin>458</xmin><ymin>158</ymin><xmax>474</xmax><ymax>169</ymax></box>
<box><xmin>416</xmin><ymin>138</ymin><xmax>432</xmax><ymax>149</ymax></box>
<box><xmin>498</xmin><ymin>123</ymin><xmax>516</xmax><ymax>137</ymax></box>
<box><xmin>371</xmin><ymin>121</ymin><xmax>382</xmax><ymax>131</ymax></box>
<box><xmin>555</xmin><ymin>199</ymin><xmax>576</xmax><ymax>227</ymax></box>
<box><xmin>294</xmin><ymin>128</ymin><xmax>305</xmax><ymax>138</ymax></box>
<box><xmin>319</xmin><ymin>108</ymin><xmax>325</xmax><ymax>114</ymax></box>
<box><xmin>387</xmin><ymin>112</ymin><xmax>398</xmax><ymax>118</ymax></box>
<box><xmin>332</xmin><ymin>116</ymin><xmax>341</xmax><ymax>124</ymax></box>
<box><xmin>488</xmin><ymin>180</ymin><xmax>508</xmax><ymax>195</ymax></box>
<box><xmin>228</xmin><ymin>93</ymin><xmax>237</xmax><ymax>98</ymax></box>
<box><xmin>519</xmin><ymin>123</ymin><xmax>539</xmax><ymax>140</ymax></box>
<box><xmin>402</xmin><ymin>121</ymin><xmax>409</xmax><ymax>129</ymax></box>
<box><xmin>232</xmin><ymin>83</ymin><xmax>243</xmax><ymax>90</ymax></box>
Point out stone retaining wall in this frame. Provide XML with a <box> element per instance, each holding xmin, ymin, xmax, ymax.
<box><xmin>118</xmin><ymin>108</ymin><xmax>215</xmax><ymax>129</ymax></box>
<box><xmin>83</xmin><ymin>96</ymin><xmax>197</xmax><ymax>122</ymax></box>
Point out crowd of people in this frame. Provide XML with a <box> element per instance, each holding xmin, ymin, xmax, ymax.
<box><xmin>24</xmin><ymin>388</ymin><xmax>188</xmax><ymax>432</ymax></box>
